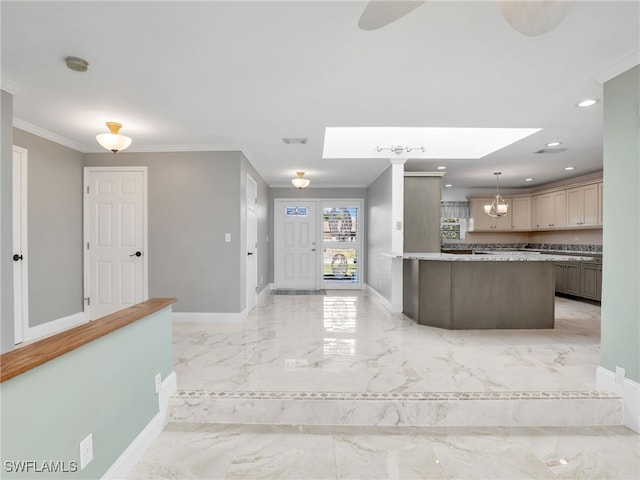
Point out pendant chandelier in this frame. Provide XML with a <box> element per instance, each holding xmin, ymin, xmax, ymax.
<box><xmin>484</xmin><ymin>172</ymin><xmax>508</xmax><ymax>218</ymax></box>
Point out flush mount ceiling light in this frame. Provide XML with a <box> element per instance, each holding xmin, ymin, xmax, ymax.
<box><xmin>376</xmin><ymin>145</ymin><xmax>425</xmax><ymax>155</ymax></box>
<box><xmin>577</xmin><ymin>99</ymin><xmax>600</xmax><ymax>107</ymax></box>
<box><xmin>484</xmin><ymin>172</ymin><xmax>508</xmax><ymax>218</ymax></box>
<box><xmin>96</xmin><ymin>122</ymin><xmax>132</xmax><ymax>153</ymax></box>
<box><xmin>291</xmin><ymin>171</ymin><xmax>310</xmax><ymax>189</ymax></box>
<box><xmin>546</xmin><ymin>141</ymin><xmax>562</xmax><ymax>147</ymax></box>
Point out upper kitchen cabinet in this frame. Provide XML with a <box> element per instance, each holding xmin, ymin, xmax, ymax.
<box><xmin>567</xmin><ymin>182</ymin><xmax>601</xmax><ymax>227</ymax></box>
<box><xmin>510</xmin><ymin>196</ymin><xmax>531</xmax><ymax>230</ymax></box>
<box><xmin>468</xmin><ymin>197</ymin><xmax>512</xmax><ymax>231</ymax></box>
<box><xmin>537</xmin><ymin>190</ymin><xmax>567</xmax><ymax>229</ymax></box>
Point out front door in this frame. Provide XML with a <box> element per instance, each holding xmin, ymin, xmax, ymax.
<box><xmin>84</xmin><ymin>167</ymin><xmax>148</xmax><ymax>319</ymax></box>
<box><xmin>274</xmin><ymin>199</ymin><xmax>318</xmax><ymax>289</ymax></box>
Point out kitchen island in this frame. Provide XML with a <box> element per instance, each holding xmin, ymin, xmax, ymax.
<box><xmin>394</xmin><ymin>252</ymin><xmax>593</xmax><ymax>329</ymax></box>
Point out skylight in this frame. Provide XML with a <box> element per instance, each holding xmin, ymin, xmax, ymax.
<box><xmin>322</xmin><ymin>127</ymin><xmax>542</xmax><ymax>159</ymax></box>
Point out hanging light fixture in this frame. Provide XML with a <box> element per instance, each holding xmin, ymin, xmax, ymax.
<box><xmin>291</xmin><ymin>171</ymin><xmax>310</xmax><ymax>189</ymax></box>
<box><xmin>484</xmin><ymin>172</ymin><xmax>508</xmax><ymax>218</ymax></box>
<box><xmin>96</xmin><ymin>122</ymin><xmax>132</xmax><ymax>153</ymax></box>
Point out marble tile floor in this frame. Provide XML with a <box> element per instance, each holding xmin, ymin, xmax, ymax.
<box><xmin>128</xmin><ymin>292</ymin><xmax>638</xmax><ymax>479</ymax></box>
<box><xmin>169</xmin><ymin>291</ymin><xmax>622</xmax><ymax>428</ymax></box>
<box><xmin>129</xmin><ymin>423</ymin><xmax>640</xmax><ymax>479</ymax></box>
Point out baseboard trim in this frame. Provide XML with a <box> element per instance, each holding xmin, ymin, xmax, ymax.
<box><xmin>23</xmin><ymin>311</ymin><xmax>86</xmax><ymax>343</ymax></box>
<box><xmin>102</xmin><ymin>371</ymin><xmax>177</xmax><ymax>479</ymax></box>
<box><xmin>257</xmin><ymin>286</ymin><xmax>271</xmax><ymax>303</ymax></box>
<box><xmin>596</xmin><ymin>366</ymin><xmax>640</xmax><ymax>432</ymax></box>
<box><xmin>366</xmin><ymin>284</ymin><xmax>394</xmax><ymax>311</ymax></box>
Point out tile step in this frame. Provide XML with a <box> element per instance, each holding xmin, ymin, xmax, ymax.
<box><xmin>170</xmin><ymin>389</ymin><xmax>622</xmax><ymax>427</ymax></box>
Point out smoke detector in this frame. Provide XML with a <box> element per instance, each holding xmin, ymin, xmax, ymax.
<box><xmin>65</xmin><ymin>56</ymin><xmax>89</xmax><ymax>72</ymax></box>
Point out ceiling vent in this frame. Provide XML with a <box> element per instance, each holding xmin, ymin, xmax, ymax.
<box><xmin>534</xmin><ymin>148</ymin><xmax>567</xmax><ymax>154</ymax></box>
<box><xmin>282</xmin><ymin>138</ymin><xmax>308</xmax><ymax>145</ymax></box>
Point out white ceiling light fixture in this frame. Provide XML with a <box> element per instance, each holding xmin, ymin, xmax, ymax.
<box><xmin>484</xmin><ymin>172</ymin><xmax>508</xmax><ymax>218</ymax></box>
<box><xmin>291</xmin><ymin>171</ymin><xmax>310</xmax><ymax>189</ymax></box>
<box><xmin>437</xmin><ymin>166</ymin><xmax>446</xmax><ymax>170</ymax></box>
<box><xmin>565</xmin><ymin>166</ymin><xmax>575</xmax><ymax>171</ymax></box>
<box><xmin>96</xmin><ymin>122</ymin><xmax>132</xmax><ymax>153</ymax></box>
<box><xmin>546</xmin><ymin>141</ymin><xmax>562</xmax><ymax>147</ymax></box>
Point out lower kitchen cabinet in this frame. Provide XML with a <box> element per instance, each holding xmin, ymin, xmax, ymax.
<box><xmin>555</xmin><ymin>263</ymin><xmax>580</xmax><ymax>296</ymax></box>
<box><xmin>554</xmin><ymin>257</ymin><xmax>602</xmax><ymax>301</ymax></box>
<box><xmin>581</xmin><ymin>262</ymin><xmax>603</xmax><ymax>300</ymax></box>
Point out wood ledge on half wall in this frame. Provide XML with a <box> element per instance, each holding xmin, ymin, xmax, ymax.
<box><xmin>0</xmin><ymin>298</ymin><xmax>177</xmax><ymax>383</ymax></box>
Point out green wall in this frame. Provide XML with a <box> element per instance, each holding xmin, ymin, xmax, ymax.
<box><xmin>601</xmin><ymin>65</ymin><xmax>640</xmax><ymax>383</ymax></box>
<box><xmin>0</xmin><ymin>307</ymin><xmax>174</xmax><ymax>478</ymax></box>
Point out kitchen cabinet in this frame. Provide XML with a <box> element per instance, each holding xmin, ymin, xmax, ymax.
<box><xmin>468</xmin><ymin>197</ymin><xmax>512</xmax><ymax>231</ymax></box>
<box><xmin>598</xmin><ymin>182</ymin><xmax>604</xmax><ymax>226</ymax></box>
<box><xmin>538</xmin><ymin>190</ymin><xmax>566</xmax><ymax>229</ymax></box>
<box><xmin>510</xmin><ymin>196</ymin><xmax>531</xmax><ymax>230</ymax></box>
<box><xmin>567</xmin><ymin>183</ymin><xmax>600</xmax><ymax>227</ymax></box>
<box><xmin>554</xmin><ymin>255</ymin><xmax>602</xmax><ymax>301</ymax></box>
<box><xmin>555</xmin><ymin>262</ymin><xmax>580</xmax><ymax>296</ymax></box>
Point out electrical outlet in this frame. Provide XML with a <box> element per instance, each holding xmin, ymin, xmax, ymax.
<box><xmin>79</xmin><ymin>433</ymin><xmax>93</xmax><ymax>470</ymax></box>
<box><xmin>155</xmin><ymin>373</ymin><xmax>162</xmax><ymax>394</ymax></box>
<box><xmin>615</xmin><ymin>366</ymin><xmax>626</xmax><ymax>385</ymax></box>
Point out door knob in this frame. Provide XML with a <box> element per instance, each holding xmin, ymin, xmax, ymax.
<box><xmin>129</xmin><ymin>251</ymin><xmax>142</xmax><ymax>257</ymax></box>
<box><xmin>13</xmin><ymin>254</ymin><xmax>23</xmax><ymax>261</ymax></box>
<box><xmin>247</xmin><ymin>251</ymin><xmax>254</xmax><ymax>256</ymax></box>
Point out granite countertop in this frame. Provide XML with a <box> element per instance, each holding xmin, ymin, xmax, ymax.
<box><xmin>389</xmin><ymin>252</ymin><xmax>594</xmax><ymax>262</ymax></box>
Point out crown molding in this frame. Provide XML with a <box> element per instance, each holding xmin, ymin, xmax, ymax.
<box><xmin>13</xmin><ymin>118</ymin><xmax>87</xmax><ymax>152</ymax></box>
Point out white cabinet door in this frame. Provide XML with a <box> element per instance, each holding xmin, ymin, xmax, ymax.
<box><xmin>510</xmin><ymin>196</ymin><xmax>531</xmax><ymax>230</ymax></box>
<box><xmin>567</xmin><ymin>183</ymin><xmax>599</xmax><ymax>227</ymax></box>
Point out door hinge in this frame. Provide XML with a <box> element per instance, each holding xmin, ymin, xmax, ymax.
<box><xmin>87</xmin><ymin>242</ymin><xmax>90</xmax><ymax>250</ymax></box>
<box><xmin>84</xmin><ymin>297</ymin><xmax>90</xmax><ymax>306</ymax></box>
<box><xmin>86</xmin><ymin>186</ymin><xmax>90</xmax><ymax>194</ymax></box>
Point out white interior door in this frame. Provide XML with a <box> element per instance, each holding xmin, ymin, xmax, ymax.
<box><xmin>246</xmin><ymin>175</ymin><xmax>258</xmax><ymax>310</ymax></box>
<box><xmin>274</xmin><ymin>199</ymin><xmax>318</xmax><ymax>289</ymax></box>
<box><xmin>12</xmin><ymin>146</ymin><xmax>28</xmax><ymax>344</ymax></box>
<box><xmin>85</xmin><ymin>167</ymin><xmax>148</xmax><ymax>320</ymax></box>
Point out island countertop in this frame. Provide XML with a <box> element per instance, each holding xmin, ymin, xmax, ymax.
<box><xmin>386</xmin><ymin>252</ymin><xmax>593</xmax><ymax>262</ymax></box>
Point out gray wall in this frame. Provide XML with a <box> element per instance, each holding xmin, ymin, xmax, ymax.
<box><xmin>85</xmin><ymin>151</ymin><xmax>268</xmax><ymax>314</ymax></box>
<box><xmin>13</xmin><ymin>129</ymin><xmax>84</xmax><ymax>327</ymax></box>
<box><xmin>267</xmin><ymin>187</ymin><xmax>367</xmax><ymax>284</ymax></box>
<box><xmin>366</xmin><ymin>166</ymin><xmax>393</xmax><ymax>301</ymax></box>
<box><xmin>1</xmin><ymin>90</ymin><xmax>13</xmax><ymax>353</ymax></box>
<box><xmin>601</xmin><ymin>65</ymin><xmax>639</xmax><ymax>383</ymax></box>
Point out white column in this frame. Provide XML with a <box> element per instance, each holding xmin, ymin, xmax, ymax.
<box><xmin>390</xmin><ymin>158</ymin><xmax>406</xmax><ymax>312</ymax></box>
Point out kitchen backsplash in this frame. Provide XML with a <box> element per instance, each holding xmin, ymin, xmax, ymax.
<box><xmin>441</xmin><ymin>243</ymin><xmax>603</xmax><ymax>253</ymax></box>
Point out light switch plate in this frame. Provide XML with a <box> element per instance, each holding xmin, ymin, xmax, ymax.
<box><xmin>224</xmin><ymin>233</ymin><xmax>231</xmax><ymax>243</ymax></box>
<box><xmin>615</xmin><ymin>366</ymin><xmax>626</xmax><ymax>384</ymax></box>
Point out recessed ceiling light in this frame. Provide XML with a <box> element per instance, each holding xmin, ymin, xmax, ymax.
<box><xmin>577</xmin><ymin>99</ymin><xmax>599</xmax><ymax>107</ymax></box>
<box><xmin>545</xmin><ymin>141</ymin><xmax>562</xmax><ymax>147</ymax></box>
<box><xmin>437</xmin><ymin>166</ymin><xmax>446</xmax><ymax>170</ymax></box>
<box><xmin>444</xmin><ymin>184</ymin><xmax>452</xmax><ymax>188</ymax></box>
<box><xmin>565</xmin><ymin>166</ymin><xmax>575</xmax><ymax>171</ymax></box>
<box><xmin>525</xmin><ymin>178</ymin><xmax>533</xmax><ymax>182</ymax></box>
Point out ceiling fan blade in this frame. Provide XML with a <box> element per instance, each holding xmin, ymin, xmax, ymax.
<box><xmin>497</xmin><ymin>0</ymin><xmax>571</xmax><ymax>37</ymax></box>
<box><xmin>358</xmin><ymin>0</ymin><xmax>428</xmax><ymax>31</ymax></box>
